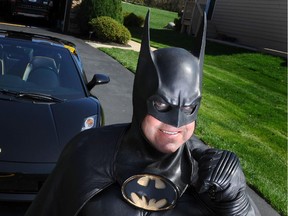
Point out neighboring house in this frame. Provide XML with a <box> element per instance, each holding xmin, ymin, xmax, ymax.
<box><xmin>182</xmin><ymin>0</ymin><xmax>287</xmax><ymax>57</ymax></box>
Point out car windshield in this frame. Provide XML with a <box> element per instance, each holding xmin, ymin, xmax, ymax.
<box><xmin>0</xmin><ymin>37</ymin><xmax>86</xmax><ymax>101</ymax></box>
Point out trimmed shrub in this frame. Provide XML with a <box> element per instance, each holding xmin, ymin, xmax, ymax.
<box><xmin>123</xmin><ymin>12</ymin><xmax>145</xmax><ymax>27</ymax></box>
<box><xmin>174</xmin><ymin>17</ymin><xmax>182</xmax><ymax>31</ymax></box>
<box><xmin>174</xmin><ymin>10</ymin><xmax>183</xmax><ymax>31</ymax></box>
<box><xmin>89</xmin><ymin>16</ymin><xmax>131</xmax><ymax>44</ymax></box>
<box><xmin>78</xmin><ymin>0</ymin><xmax>123</xmax><ymax>34</ymax></box>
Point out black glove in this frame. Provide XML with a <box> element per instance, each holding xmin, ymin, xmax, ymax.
<box><xmin>192</xmin><ymin>148</ymin><xmax>253</xmax><ymax>215</ymax></box>
<box><xmin>192</xmin><ymin>148</ymin><xmax>246</xmax><ymax>201</ymax></box>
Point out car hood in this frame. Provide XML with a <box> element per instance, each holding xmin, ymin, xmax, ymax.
<box><xmin>0</xmin><ymin>98</ymin><xmax>99</xmax><ymax>163</ymax></box>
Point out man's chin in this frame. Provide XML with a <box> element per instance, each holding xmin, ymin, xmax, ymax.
<box><xmin>156</xmin><ymin>143</ymin><xmax>180</xmax><ymax>154</ymax></box>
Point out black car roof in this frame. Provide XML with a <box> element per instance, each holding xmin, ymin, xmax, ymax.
<box><xmin>0</xmin><ymin>29</ymin><xmax>76</xmax><ymax>50</ymax></box>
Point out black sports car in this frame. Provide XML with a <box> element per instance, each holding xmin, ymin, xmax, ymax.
<box><xmin>0</xmin><ymin>29</ymin><xmax>110</xmax><ymax>201</ymax></box>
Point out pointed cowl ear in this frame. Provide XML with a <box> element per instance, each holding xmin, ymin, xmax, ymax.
<box><xmin>191</xmin><ymin>11</ymin><xmax>207</xmax><ymax>78</ymax></box>
<box><xmin>133</xmin><ymin>10</ymin><xmax>159</xmax><ymax>124</ymax></box>
<box><xmin>137</xmin><ymin>10</ymin><xmax>152</xmax><ymax>70</ymax></box>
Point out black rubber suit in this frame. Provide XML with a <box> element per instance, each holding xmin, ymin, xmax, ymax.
<box><xmin>25</xmin><ymin>11</ymin><xmax>260</xmax><ymax>216</ymax></box>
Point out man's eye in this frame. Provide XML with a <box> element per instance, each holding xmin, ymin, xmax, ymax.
<box><xmin>182</xmin><ymin>105</ymin><xmax>197</xmax><ymax>115</ymax></box>
<box><xmin>153</xmin><ymin>100</ymin><xmax>170</xmax><ymax>112</ymax></box>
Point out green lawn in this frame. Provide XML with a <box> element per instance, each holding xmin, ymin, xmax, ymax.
<box><xmin>97</xmin><ymin>2</ymin><xmax>287</xmax><ymax>215</ymax></box>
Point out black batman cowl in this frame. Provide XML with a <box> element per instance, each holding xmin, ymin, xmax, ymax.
<box><xmin>115</xmin><ymin>10</ymin><xmax>207</xmax><ymax>209</ymax></box>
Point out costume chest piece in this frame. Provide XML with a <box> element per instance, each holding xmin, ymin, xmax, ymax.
<box><xmin>121</xmin><ymin>174</ymin><xmax>179</xmax><ymax>211</ymax></box>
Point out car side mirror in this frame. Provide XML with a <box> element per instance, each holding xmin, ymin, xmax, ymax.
<box><xmin>87</xmin><ymin>74</ymin><xmax>110</xmax><ymax>91</ymax></box>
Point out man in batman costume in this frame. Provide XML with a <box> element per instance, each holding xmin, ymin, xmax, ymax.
<box><xmin>25</xmin><ymin>10</ymin><xmax>260</xmax><ymax>216</ymax></box>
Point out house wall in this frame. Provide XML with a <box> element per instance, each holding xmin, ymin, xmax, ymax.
<box><xmin>208</xmin><ymin>0</ymin><xmax>287</xmax><ymax>54</ymax></box>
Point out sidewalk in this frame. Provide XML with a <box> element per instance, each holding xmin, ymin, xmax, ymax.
<box><xmin>86</xmin><ymin>40</ymin><xmax>157</xmax><ymax>52</ymax></box>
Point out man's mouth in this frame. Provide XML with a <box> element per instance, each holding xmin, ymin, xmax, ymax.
<box><xmin>160</xmin><ymin>130</ymin><xmax>179</xmax><ymax>135</ymax></box>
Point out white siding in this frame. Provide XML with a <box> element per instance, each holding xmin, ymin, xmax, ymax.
<box><xmin>208</xmin><ymin>0</ymin><xmax>287</xmax><ymax>54</ymax></box>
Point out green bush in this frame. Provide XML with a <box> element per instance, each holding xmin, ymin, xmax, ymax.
<box><xmin>123</xmin><ymin>12</ymin><xmax>145</xmax><ymax>27</ymax></box>
<box><xmin>89</xmin><ymin>16</ymin><xmax>131</xmax><ymax>44</ymax></box>
<box><xmin>173</xmin><ymin>17</ymin><xmax>182</xmax><ymax>31</ymax></box>
<box><xmin>78</xmin><ymin>0</ymin><xmax>123</xmax><ymax>34</ymax></box>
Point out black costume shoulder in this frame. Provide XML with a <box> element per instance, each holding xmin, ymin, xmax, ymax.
<box><xmin>25</xmin><ymin>124</ymin><xmax>129</xmax><ymax>216</ymax></box>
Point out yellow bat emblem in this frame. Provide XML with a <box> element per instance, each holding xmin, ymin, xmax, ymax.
<box><xmin>121</xmin><ymin>174</ymin><xmax>178</xmax><ymax>211</ymax></box>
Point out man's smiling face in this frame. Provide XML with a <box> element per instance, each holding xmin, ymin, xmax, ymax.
<box><xmin>141</xmin><ymin>114</ymin><xmax>196</xmax><ymax>153</ymax></box>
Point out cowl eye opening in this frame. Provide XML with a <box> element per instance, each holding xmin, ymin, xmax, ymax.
<box><xmin>153</xmin><ymin>99</ymin><xmax>171</xmax><ymax>112</ymax></box>
<box><xmin>181</xmin><ymin>105</ymin><xmax>197</xmax><ymax>116</ymax></box>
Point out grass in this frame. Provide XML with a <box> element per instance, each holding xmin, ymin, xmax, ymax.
<box><xmin>97</xmin><ymin>2</ymin><xmax>288</xmax><ymax>215</ymax></box>
<box><xmin>199</xmin><ymin>52</ymin><xmax>287</xmax><ymax>216</ymax></box>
